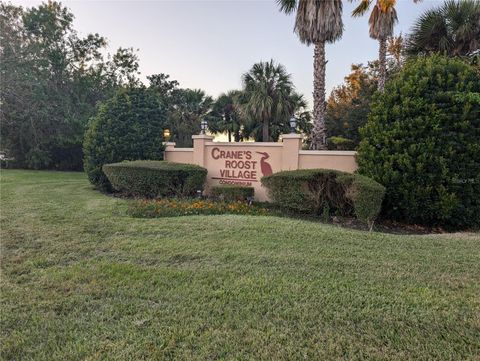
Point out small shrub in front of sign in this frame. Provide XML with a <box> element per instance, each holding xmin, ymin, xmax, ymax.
<box><xmin>103</xmin><ymin>160</ymin><xmax>207</xmax><ymax>198</ymax></box>
<box><xmin>261</xmin><ymin>169</ymin><xmax>385</xmax><ymax>227</ymax></box>
<box><xmin>338</xmin><ymin>173</ymin><xmax>386</xmax><ymax>227</ymax></box>
<box><xmin>210</xmin><ymin>185</ymin><xmax>254</xmax><ymax>202</ymax></box>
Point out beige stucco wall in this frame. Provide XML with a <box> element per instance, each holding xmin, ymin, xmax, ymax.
<box><xmin>164</xmin><ymin>149</ymin><xmax>193</xmax><ymax>164</ymax></box>
<box><xmin>298</xmin><ymin>150</ymin><xmax>358</xmax><ymax>173</ymax></box>
<box><xmin>164</xmin><ymin>135</ymin><xmax>358</xmax><ymax>201</ymax></box>
<box><xmin>203</xmin><ymin>142</ymin><xmax>283</xmax><ymax>201</ymax></box>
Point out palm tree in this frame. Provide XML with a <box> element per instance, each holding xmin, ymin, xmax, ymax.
<box><xmin>278</xmin><ymin>0</ymin><xmax>343</xmax><ymax>149</ymax></box>
<box><xmin>169</xmin><ymin>88</ymin><xmax>213</xmax><ymax>147</ymax></box>
<box><xmin>241</xmin><ymin>60</ymin><xmax>300</xmax><ymax>142</ymax></box>
<box><xmin>208</xmin><ymin>90</ymin><xmax>244</xmax><ymax>142</ymax></box>
<box><xmin>263</xmin><ymin>91</ymin><xmax>311</xmax><ymax>142</ymax></box>
<box><xmin>406</xmin><ymin>0</ymin><xmax>480</xmax><ymax>58</ymax></box>
<box><xmin>351</xmin><ymin>0</ymin><xmax>420</xmax><ymax>92</ymax></box>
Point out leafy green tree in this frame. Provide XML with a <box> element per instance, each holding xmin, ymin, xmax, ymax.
<box><xmin>358</xmin><ymin>55</ymin><xmax>480</xmax><ymax>229</ymax></box>
<box><xmin>147</xmin><ymin>73</ymin><xmax>215</xmax><ymax>147</ymax></box>
<box><xmin>326</xmin><ymin>38</ymin><xmax>407</xmax><ymax>149</ymax></box>
<box><xmin>278</xmin><ymin>0</ymin><xmax>344</xmax><ymax>149</ymax></box>
<box><xmin>326</xmin><ymin>63</ymin><xmax>377</xmax><ymax>147</ymax></box>
<box><xmin>406</xmin><ymin>0</ymin><xmax>480</xmax><ymax>59</ymax></box>
<box><xmin>241</xmin><ymin>60</ymin><xmax>308</xmax><ymax>142</ymax></box>
<box><xmin>351</xmin><ymin>0</ymin><xmax>420</xmax><ymax>92</ymax></box>
<box><xmin>290</xmin><ymin>101</ymin><xmax>313</xmax><ymax>141</ymax></box>
<box><xmin>83</xmin><ymin>87</ymin><xmax>167</xmax><ymax>191</ymax></box>
<box><xmin>387</xmin><ymin>33</ymin><xmax>405</xmax><ymax>70</ymax></box>
<box><xmin>0</xmin><ymin>1</ymin><xmax>139</xmax><ymax>170</ymax></box>
<box><xmin>148</xmin><ymin>73</ymin><xmax>179</xmax><ymax>98</ymax></box>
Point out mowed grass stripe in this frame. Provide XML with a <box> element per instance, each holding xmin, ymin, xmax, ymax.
<box><xmin>1</xmin><ymin>170</ymin><xmax>479</xmax><ymax>360</ymax></box>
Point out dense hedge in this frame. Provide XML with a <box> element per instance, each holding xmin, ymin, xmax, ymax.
<box><xmin>338</xmin><ymin>173</ymin><xmax>385</xmax><ymax>226</ymax></box>
<box><xmin>103</xmin><ymin>161</ymin><xmax>207</xmax><ymax>198</ymax></box>
<box><xmin>210</xmin><ymin>185</ymin><xmax>254</xmax><ymax>202</ymax></box>
<box><xmin>261</xmin><ymin>169</ymin><xmax>385</xmax><ymax>225</ymax></box>
<box><xmin>83</xmin><ymin>87</ymin><xmax>167</xmax><ymax>191</ymax></box>
<box><xmin>358</xmin><ymin>55</ymin><xmax>480</xmax><ymax>229</ymax></box>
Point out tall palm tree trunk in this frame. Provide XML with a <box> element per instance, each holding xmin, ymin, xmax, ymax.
<box><xmin>262</xmin><ymin>119</ymin><xmax>269</xmax><ymax>142</ymax></box>
<box><xmin>311</xmin><ymin>41</ymin><xmax>327</xmax><ymax>150</ymax></box>
<box><xmin>378</xmin><ymin>38</ymin><xmax>387</xmax><ymax>92</ymax></box>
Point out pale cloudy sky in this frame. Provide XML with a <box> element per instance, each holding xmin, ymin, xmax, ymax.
<box><xmin>12</xmin><ymin>0</ymin><xmax>440</xmax><ymax>108</ymax></box>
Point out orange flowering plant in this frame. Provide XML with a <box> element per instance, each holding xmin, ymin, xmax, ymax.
<box><xmin>128</xmin><ymin>198</ymin><xmax>270</xmax><ymax>218</ymax></box>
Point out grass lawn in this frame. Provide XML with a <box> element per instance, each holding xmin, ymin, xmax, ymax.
<box><xmin>1</xmin><ymin>170</ymin><xmax>479</xmax><ymax>360</ymax></box>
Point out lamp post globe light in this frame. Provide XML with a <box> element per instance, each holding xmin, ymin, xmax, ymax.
<box><xmin>289</xmin><ymin>116</ymin><xmax>297</xmax><ymax>134</ymax></box>
<box><xmin>200</xmin><ymin>119</ymin><xmax>208</xmax><ymax>135</ymax></box>
<box><xmin>163</xmin><ymin>128</ymin><xmax>171</xmax><ymax>141</ymax></box>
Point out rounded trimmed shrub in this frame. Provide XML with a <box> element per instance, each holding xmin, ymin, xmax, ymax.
<box><xmin>358</xmin><ymin>55</ymin><xmax>480</xmax><ymax>229</ymax></box>
<box><xmin>103</xmin><ymin>160</ymin><xmax>207</xmax><ymax>198</ymax></box>
<box><xmin>261</xmin><ymin>169</ymin><xmax>385</xmax><ymax>225</ymax></box>
<box><xmin>210</xmin><ymin>185</ymin><xmax>254</xmax><ymax>202</ymax></box>
<box><xmin>83</xmin><ymin>87</ymin><xmax>167</xmax><ymax>191</ymax></box>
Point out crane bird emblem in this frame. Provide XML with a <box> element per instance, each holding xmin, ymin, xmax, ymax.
<box><xmin>256</xmin><ymin>152</ymin><xmax>273</xmax><ymax>177</ymax></box>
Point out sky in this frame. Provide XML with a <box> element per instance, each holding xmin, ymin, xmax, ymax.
<box><xmin>12</xmin><ymin>0</ymin><xmax>440</xmax><ymax>108</ymax></box>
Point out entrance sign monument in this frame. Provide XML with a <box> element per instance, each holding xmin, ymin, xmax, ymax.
<box><xmin>164</xmin><ymin>134</ymin><xmax>357</xmax><ymax>201</ymax></box>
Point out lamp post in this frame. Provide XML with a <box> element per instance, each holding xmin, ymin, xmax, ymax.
<box><xmin>200</xmin><ymin>119</ymin><xmax>208</xmax><ymax>135</ymax></box>
<box><xmin>289</xmin><ymin>116</ymin><xmax>297</xmax><ymax>134</ymax></box>
<box><xmin>163</xmin><ymin>128</ymin><xmax>171</xmax><ymax>142</ymax></box>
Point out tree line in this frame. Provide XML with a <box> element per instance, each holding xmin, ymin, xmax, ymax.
<box><xmin>277</xmin><ymin>0</ymin><xmax>479</xmax><ymax>149</ymax></box>
<box><xmin>1</xmin><ymin>2</ymin><xmax>139</xmax><ymax>170</ymax></box>
<box><xmin>1</xmin><ymin>0</ymin><xmax>478</xmax><ymax>170</ymax></box>
<box><xmin>0</xmin><ymin>2</ymin><xmax>310</xmax><ymax>170</ymax></box>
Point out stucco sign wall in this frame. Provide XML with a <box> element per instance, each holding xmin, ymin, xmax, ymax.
<box><xmin>164</xmin><ymin>134</ymin><xmax>357</xmax><ymax>201</ymax></box>
<box><xmin>209</xmin><ymin>147</ymin><xmax>270</xmax><ymax>185</ymax></box>
<box><xmin>203</xmin><ymin>143</ymin><xmax>283</xmax><ymax>200</ymax></box>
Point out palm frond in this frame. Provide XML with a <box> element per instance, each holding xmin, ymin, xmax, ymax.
<box><xmin>351</xmin><ymin>0</ymin><xmax>372</xmax><ymax>17</ymax></box>
<box><xmin>368</xmin><ymin>3</ymin><xmax>397</xmax><ymax>39</ymax></box>
<box><xmin>277</xmin><ymin>0</ymin><xmax>297</xmax><ymax>14</ymax></box>
<box><xmin>294</xmin><ymin>0</ymin><xmax>344</xmax><ymax>44</ymax></box>
<box><xmin>240</xmin><ymin>60</ymin><xmax>305</xmax><ymax>140</ymax></box>
<box><xmin>406</xmin><ymin>0</ymin><xmax>479</xmax><ymax>57</ymax></box>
